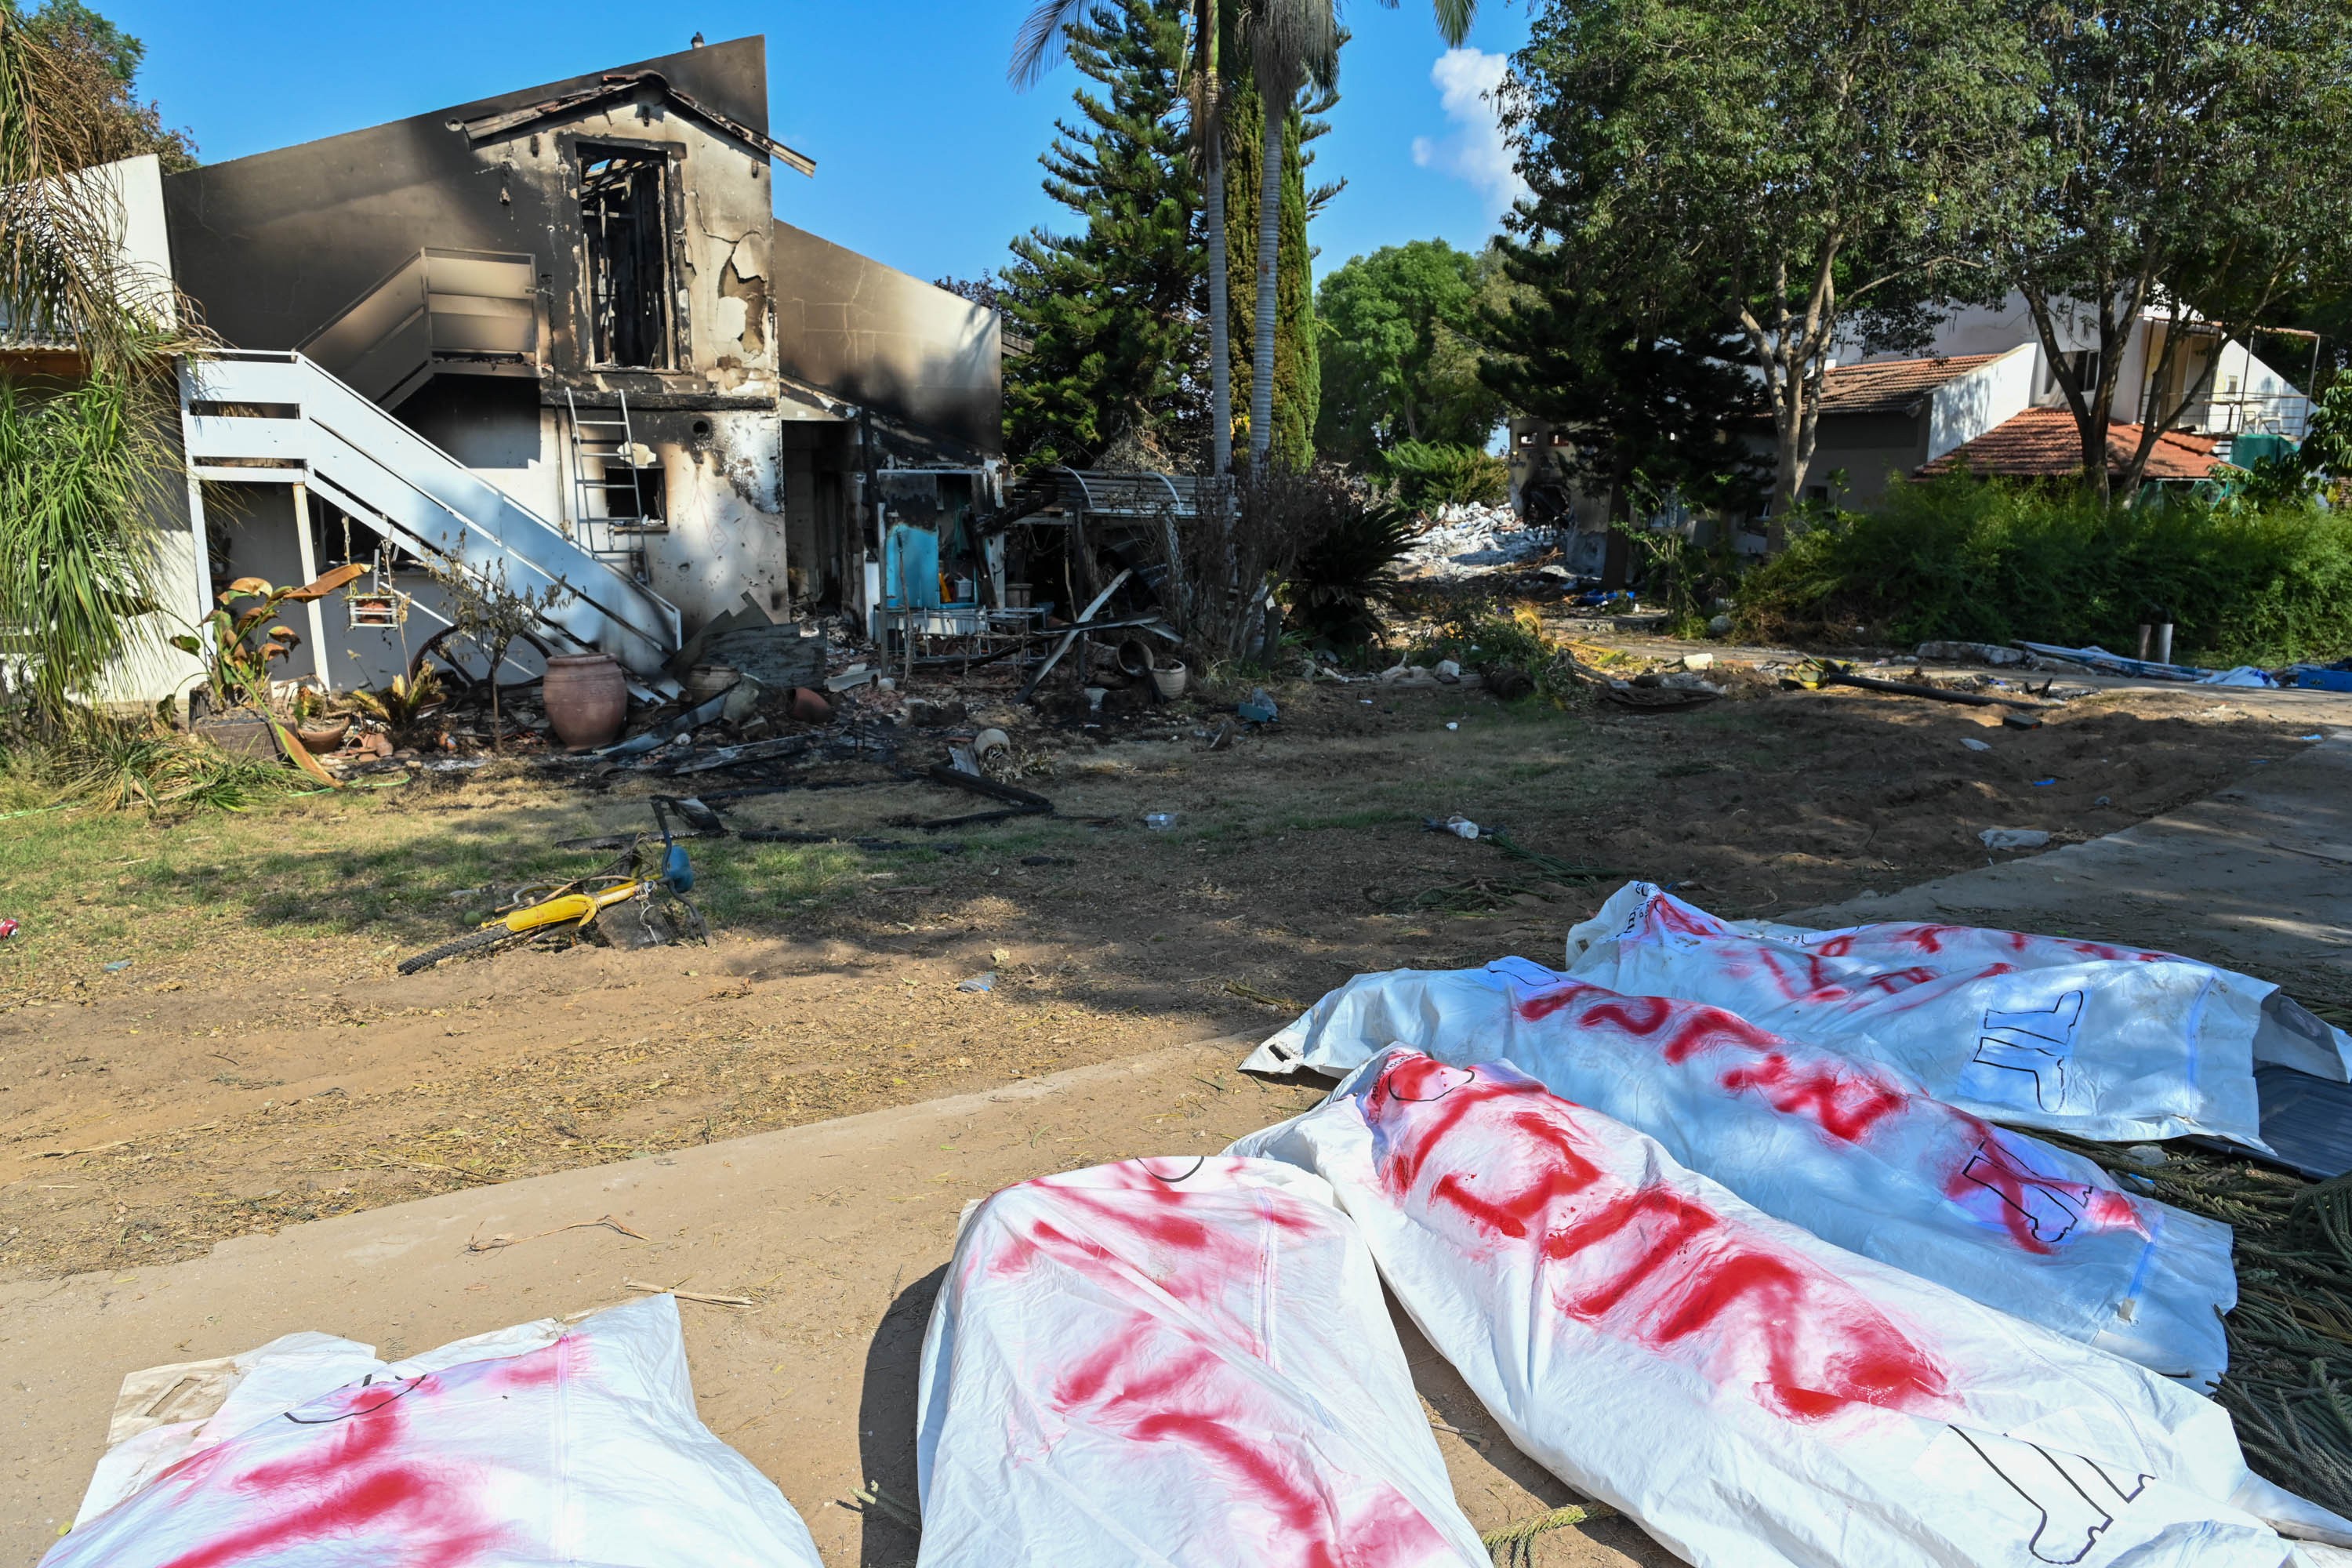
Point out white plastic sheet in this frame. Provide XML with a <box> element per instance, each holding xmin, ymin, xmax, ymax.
<box><xmin>1562</xmin><ymin>880</ymin><xmax>2285</xmax><ymax>1145</ymax></box>
<box><xmin>46</xmin><ymin>1294</ymin><xmax>822</xmax><ymax>1568</ymax></box>
<box><xmin>913</xmin><ymin>1156</ymin><xmax>1486</xmax><ymax>1568</ymax></box>
<box><xmin>1243</xmin><ymin>958</ymin><xmax>2237</xmax><ymax>1387</ymax></box>
<box><xmin>1233</xmin><ymin>1050</ymin><xmax>2344</xmax><ymax>1568</ymax></box>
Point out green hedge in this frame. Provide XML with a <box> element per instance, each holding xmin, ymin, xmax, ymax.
<box><xmin>1737</xmin><ymin>475</ymin><xmax>2352</xmax><ymax>666</ymax></box>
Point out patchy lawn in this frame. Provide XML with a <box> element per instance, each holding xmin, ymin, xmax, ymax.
<box><xmin>0</xmin><ymin>668</ymin><xmax>2321</xmax><ymax>1282</ymax></box>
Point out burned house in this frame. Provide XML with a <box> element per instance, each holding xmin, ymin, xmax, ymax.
<box><xmin>100</xmin><ymin>36</ymin><xmax>1004</xmax><ymax>702</ymax></box>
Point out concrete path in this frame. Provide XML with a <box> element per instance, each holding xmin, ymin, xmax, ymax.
<box><xmin>0</xmin><ymin>1037</ymin><xmax>1665</xmax><ymax>1568</ymax></box>
<box><xmin>1790</xmin><ymin>733</ymin><xmax>2352</xmax><ymax>1003</ymax></box>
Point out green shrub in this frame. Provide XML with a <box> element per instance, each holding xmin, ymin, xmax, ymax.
<box><xmin>1378</xmin><ymin>441</ymin><xmax>1509</xmax><ymax>512</ymax></box>
<box><xmin>1737</xmin><ymin>474</ymin><xmax>2352</xmax><ymax>666</ymax></box>
<box><xmin>1286</xmin><ymin>495</ymin><xmax>1420</xmax><ymax>649</ymax></box>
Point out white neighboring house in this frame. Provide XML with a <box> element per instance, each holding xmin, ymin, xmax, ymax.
<box><xmin>1807</xmin><ymin>292</ymin><xmax>2313</xmax><ymax>506</ymax></box>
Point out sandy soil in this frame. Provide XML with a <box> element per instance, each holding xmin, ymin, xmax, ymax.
<box><xmin>0</xmin><ymin>657</ymin><xmax>2327</xmax><ymax>1284</ymax></box>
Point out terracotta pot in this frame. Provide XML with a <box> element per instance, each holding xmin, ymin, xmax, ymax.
<box><xmin>542</xmin><ymin>653</ymin><xmax>628</xmax><ymax>748</ymax></box>
<box><xmin>296</xmin><ymin>718</ymin><xmax>351</xmax><ymax>753</ymax></box>
<box><xmin>194</xmin><ymin>710</ymin><xmax>278</xmax><ymax>760</ymax></box>
<box><xmin>788</xmin><ymin>686</ymin><xmax>833</xmax><ymax>723</ymax></box>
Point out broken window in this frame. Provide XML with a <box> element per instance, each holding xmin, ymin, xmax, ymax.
<box><xmin>579</xmin><ymin>146</ymin><xmax>676</xmax><ymax>369</ymax></box>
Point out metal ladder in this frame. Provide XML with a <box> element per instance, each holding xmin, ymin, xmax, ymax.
<box><xmin>564</xmin><ymin>387</ymin><xmax>666</xmax><ymax>583</ymax></box>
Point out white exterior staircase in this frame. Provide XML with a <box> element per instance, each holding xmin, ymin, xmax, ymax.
<box><xmin>180</xmin><ymin>350</ymin><xmax>683</xmax><ymax>681</ymax></box>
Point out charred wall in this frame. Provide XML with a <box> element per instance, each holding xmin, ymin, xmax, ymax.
<box><xmin>771</xmin><ymin>220</ymin><xmax>1002</xmax><ymax>458</ymax></box>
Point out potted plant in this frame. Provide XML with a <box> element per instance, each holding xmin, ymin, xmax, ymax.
<box><xmin>285</xmin><ymin>686</ymin><xmax>352</xmax><ymax>753</ymax></box>
<box><xmin>170</xmin><ymin>565</ymin><xmax>366</xmax><ymax>758</ymax></box>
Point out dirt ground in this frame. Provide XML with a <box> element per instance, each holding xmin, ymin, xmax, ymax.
<box><xmin>0</xmin><ymin>647</ymin><xmax>2330</xmax><ymax>1286</ymax></box>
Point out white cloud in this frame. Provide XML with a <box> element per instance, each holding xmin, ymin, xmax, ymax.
<box><xmin>1410</xmin><ymin>47</ymin><xmax>1529</xmax><ymax>218</ymax></box>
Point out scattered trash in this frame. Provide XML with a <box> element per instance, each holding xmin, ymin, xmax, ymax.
<box><xmin>1237</xmin><ymin>687</ymin><xmax>1279</xmax><ymax>725</ymax></box>
<box><xmin>918</xmin><ymin>764</ymin><xmax>1054</xmax><ymax>830</ymax></box>
<box><xmin>2096</xmin><ymin>795</ymin><xmax>2112</xmax><ymax>806</ymax></box>
<box><xmin>103</xmin><ymin>960</ymin><xmax>130</xmax><ymax>972</ymax></box>
<box><xmin>1979</xmin><ymin>827</ymin><xmax>2053</xmax><ymax>850</ymax></box>
<box><xmin>1999</xmin><ymin>712</ymin><xmax>2044</xmax><ymax>730</ymax></box>
<box><xmin>956</xmin><ymin>972</ymin><xmax>995</xmax><ymax>993</ymax></box>
<box><xmin>971</xmin><ymin>727</ymin><xmax>1011</xmax><ymax>764</ymax></box>
<box><xmin>1398</xmin><ymin>499</ymin><xmax>1553</xmax><ymax>580</ymax></box>
<box><xmin>0</xmin><ymin>917</ymin><xmax>16</xmax><ymax>940</ymax></box>
<box><xmin>1916</xmin><ymin>640</ymin><xmax>2034</xmax><ymax>666</ymax></box>
<box><xmin>1425</xmin><ymin>814</ymin><xmax>1482</xmax><ymax>840</ymax></box>
<box><xmin>1961</xmin><ymin>738</ymin><xmax>1993</xmax><ymax>752</ymax></box>
<box><xmin>1142</xmin><ymin>811</ymin><xmax>1176</xmax><ymax>830</ymax></box>
<box><xmin>49</xmin><ymin>1297</ymin><xmax>822</xmax><ymax>1566</ymax></box>
<box><xmin>2030</xmin><ymin>778</ymin><xmax>2056</xmax><ymax>787</ymax></box>
<box><xmin>913</xmin><ymin>1159</ymin><xmax>1489</xmax><ymax>1566</ymax></box>
<box><xmin>1247</xmin><ymin>965</ymin><xmax>2234</xmax><ymax>1385</ymax></box>
<box><xmin>1444</xmin><ymin>721</ymin><xmax>1460</xmax><ymax>731</ymax></box>
<box><xmin>1791</xmin><ymin>659</ymin><xmax>2052</xmax><ymax>712</ymax></box>
<box><xmin>2301</xmin><ymin>733</ymin><xmax>2327</xmax><ymax>742</ymax></box>
<box><xmin>1433</xmin><ymin>659</ymin><xmax>1464</xmax><ymax>684</ymax></box>
<box><xmin>2016</xmin><ymin>641</ymin><xmax>2277</xmax><ymax>686</ymax></box>
<box><xmin>1234</xmin><ymin>1051</ymin><xmax>2320</xmax><ymax>1566</ymax></box>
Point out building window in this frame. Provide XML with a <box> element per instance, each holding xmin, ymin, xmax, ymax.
<box><xmin>580</xmin><ymin>146</ymin><xmax>676</xmax><ymax>369</ymax></box>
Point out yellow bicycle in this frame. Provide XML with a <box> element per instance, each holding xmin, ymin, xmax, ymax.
<box><xmin>397</xmin><ymin>874</ymin><xmax>653</xmax><ymax>974</ymax></box>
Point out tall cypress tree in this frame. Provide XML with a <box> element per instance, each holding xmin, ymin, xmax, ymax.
<box><xmin>1223</xmin><ymin>71</ymin><xmax>1332</xmax><ymax>470</ymax></box>
<box><xmin>1000</xmin><ymin>1</ymin><xmax>1203</xmax><ymax>471</ymax></box>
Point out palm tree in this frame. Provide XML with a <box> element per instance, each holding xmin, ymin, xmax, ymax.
<box><xmin>0</xmin><ymin>12</ymin><xmax>209</xmax><ymax>720</ymax></box>
<box><xmin>1016</xmin><ymin>1</ymin><xmax>1480</xmax><ymax>473</ymax></box>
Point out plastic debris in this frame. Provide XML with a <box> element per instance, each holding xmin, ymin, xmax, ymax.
<box><xmin>102</xmin><ymin>960</ymin><xmax>130</xmax><ymax>973</ymax></box>
<box><xmin>1242</xmin><ymin>961</ymin><xmax>2237</xmax><ymax>1386</ymax></box>
<box><xmin>1233</xmin><ymin>1051</ymin><xmax>2340</xmax><ymax>1568</ymax></box>
<box><xmin>1558</xmin><ymin>881</ymin><xmax>2343</xmax><ymax>1143</ymax></box>
<box><xmin>1960</xmin><ymin>738</ymin><xmax>1992</xmax><ymax>752</ymax></box>
<box><xmin>1143</xmin><ymin>811</ymin><xmax>1176</xmax><ymax>830</ymax></box>
<box><xmin>1423</xmin><ymin>815</ymin><xmax>1481</xmax><ymax>840</ymax></box>
<box><xmin>0</xmin><ymin>917</ymin><xmax>16</xmax><ymax>939</ymax></box>
<box><xmin>50</xmin><ymin>1295</ymin><xmax>823</xmax><ymax>1566</ymax></box>
<box><xmin>913</xmin><ymin>1157</ymin><xmax>1488</xmax><ymax>1567</ymax></box>
<box><xmin>1237</xmin><ymin>688</ymin><xmax>1279</xmax><ymax>724</ymax></box>
<box><xmin>1444</xmin><ymin>721</ymin><xmax>1460</xmax><ymax>731</ymax></box>
<box><xmin>956</xmin><ymin>972</ymin><xmax>995</xmax><ymax>993</ymax></box>
<box><xmin>2031</xmin><ymin>778</ymin><xmax>2057</xmax><ymax>787</ymax></box>
<box><xmin>1979</xmin><ymin>827</ymin><xmax>2051</xmax><ymax>849</ymax></box>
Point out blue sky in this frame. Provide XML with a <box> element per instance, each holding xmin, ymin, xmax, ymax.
<box><xmin>105</xmin><ymin>1</ymin><xmax>1533</xmax><ymax>289</ymax></box>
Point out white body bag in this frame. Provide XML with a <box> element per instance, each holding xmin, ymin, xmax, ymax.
<box><xmin>913</xmin><ymin>1156</ymin><xmax>1486</xmax><ymax>1568</ymax></box>
<box><xmin>1562</xmin><ymin>881</ymin><xmax>2288</xmax><ymax>1144</ymax></box>
<box><xmin>1243</xmin><ymin>958</ymin><xmax>2237</xmax><ymax>1387</ymax></box>
<box><xmin>45</xmin><ymin>1294</ymin><xmax>823</xmax><ymax>1568</ymax></box>
<box><xmin>1232</xmin><ymin>1051</ymin><xmax>2346</xmax><ymax>1568</ymax></box>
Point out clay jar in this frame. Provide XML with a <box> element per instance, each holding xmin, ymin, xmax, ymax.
<box><xmin>542</xmin><ymin>653</ymin><xmax>627</xmax><ymax>749</ymax></box>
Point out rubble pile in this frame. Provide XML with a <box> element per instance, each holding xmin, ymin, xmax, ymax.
<box><xmin>1398</xmin><ymin>501</ymin><xmax>1555</xmax><ymax>580</ymax></box>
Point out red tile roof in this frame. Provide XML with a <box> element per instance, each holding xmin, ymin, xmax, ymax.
<box><xmin>1915</xmin><ymin>408</ymin><xmax>2220</xmax><ymax>481</ymax></box>
<box><xmin>1817</xmin><ymin>354</ymin><xmax>2002</xmax><ymax>415</ymax></box>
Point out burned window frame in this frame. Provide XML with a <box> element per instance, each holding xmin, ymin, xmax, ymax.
<box><xmin>562</xmin><ymin>132</ymin><xmax>690</xmax><ymax>373</ymax></box>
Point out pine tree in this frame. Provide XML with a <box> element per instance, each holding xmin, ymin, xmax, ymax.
<box><xmin>1000</xmin><ymin>1</ymin><xmax>1203</xmax><ymax>471</ymax></box>
<box><xmin>1478</xmin><ymin>235</ymin><xmax>1765</xmax><ymax>522</ymax></box>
